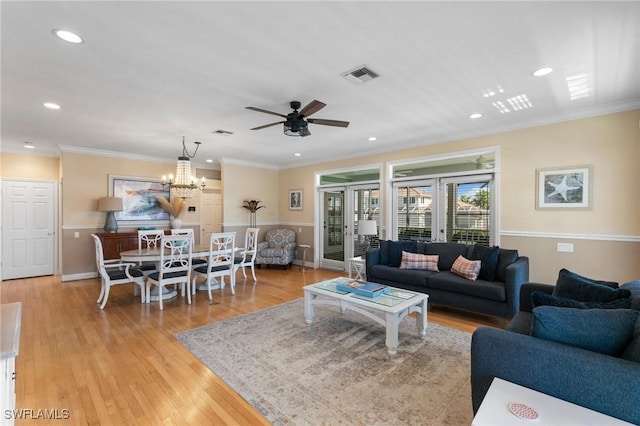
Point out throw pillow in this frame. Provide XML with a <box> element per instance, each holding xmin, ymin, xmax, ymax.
<box><xmin>531</xmin><ymin>305</ymin><xmax>639</xmax><ymax>356</ymax></box>
<box><xmin>388</xmin><ymin>241</ymin><xmax>418</xmax><ymax>267</ymax></box>
<box><xmin>495</xmin><ymin>248</ymin><xmax>519</xmax><ymax>282</ymax></box>
<box><xmin>450</xmin><ymin>255</ymin><xmax>481</xmax><ymax>281</ymax></box>
<box><xmin>470</xmin><ymin>244</ymin><xmax>499</xmax><ymax>281</ymax></box>
<box><xmin>553</xmin><ymin>269</ymin><xmax>629</xmax><ymax>303</ymax></box>
<box><xmin>531</xmin><ymin>291</ymin><xmax>632</xmax><ymax>309</ymax></box>
<box><xmin>399</xmin><ymin>251</ymin><xmax>439</xmax><ymax>271</ymax></box>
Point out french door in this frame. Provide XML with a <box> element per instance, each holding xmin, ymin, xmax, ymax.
<box><xmin>392</xmin><ymin>174</ymin><xmax>494</xmax><ymax>244</ymax></box>
<box><xmin>319</xmin><ymin>184</ymin><xmax>379</xmax><ymax>271</ymax></box>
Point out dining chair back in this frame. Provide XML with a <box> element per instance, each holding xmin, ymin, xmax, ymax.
<box><xmin>192</xmin><ymin>232</ymin><xmax>236</xmax><ymax>302</ymax></box>
<box><xmin>146</xmin><ymin>234</ymin><xmax>193</xmax><ymax>310</ymax></box>
<box><xmin>171</xmin><ymin>228</ymin><xmax>207</xmax><ymax>266</ymax></box>
<box><xmin>91</xmin><ymin>233</ymin><xmax>146</xmax><ymax>309</ymax></box>
<box><xmin>137</xmin><ymin>229</ymin><xmax>165</xmax><ymax>276</ymax></box>
<box><xmin>234</xmin><ymin>227</ymin><xmax>260</xmax><ymax>282</ymax></box>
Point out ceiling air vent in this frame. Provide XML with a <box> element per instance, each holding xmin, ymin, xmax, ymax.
<box><xmin>341</xmin><ymin>66</ymin><xmax>380</xmax><ymax>85</ymax></box>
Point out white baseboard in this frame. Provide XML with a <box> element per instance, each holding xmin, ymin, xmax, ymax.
<box><xmin>61</xmin><ymin>272</ymin><xmax>98</xmax><ymax>282</ymax></box>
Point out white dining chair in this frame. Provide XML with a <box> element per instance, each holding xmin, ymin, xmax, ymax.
<box><xmin>92</xmin><ymin>234</ymin><xmax>146</xmax><ymax>309</ymax></box>
<box><xmin>137</xmin><ymin>229</ymin><xmax>165</xmax><ymax>277</ymax></box>
<box><xmin>233</xmin><ymin>227</ymin><xmax>260</xmax><ymax>282</ymax></box>
<box><xmin>192</xmin><ymin>232</ymin><xmax>236</xmax><ymax>302</ymax></box>
<box><xmin>146</xmin><ymin>234</ymin><xmax>193</xmax><ymax>310</ymax></box>
<box><xmin>171</xmin><ymin>228</ymin><xmax>207</xmax><ymax>267</ymax></box>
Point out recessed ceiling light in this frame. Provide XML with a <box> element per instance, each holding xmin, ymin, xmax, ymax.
<box><xmin>532</xmin><ymin>67</ymin><xmax>553</xmax><ymax>77</ymax></box>
<box><xmin>206</xmin><ymin>159</ymin><xmax>213</xmax><ymax>163</ymax></box>
<box><xmin>293</xmin><ymin>153</ymin><xmax>302</xmax><ymax>157</ymax></box>
<box><xmin>24</xmin><ymin>142</ymin><xmax>35</xmax><ymax>149</ymax></box>
<box><xmin>53</xmin><ymin>29</ymin><xmax>83</xmax><ymax>44</ymax></box>
<box><xmin>469</xmin><ymin>113</ymin><xmax>483</xmax><ymax>119</ymax></box>
<box><xmin>368</xmin><ymin>136</ymin><xmax>377</xmax><ymax>141</ymax></box>
<box><xmin>43</xmin><ymin>102</ymin><xmax>61</xmax><ymax>110</ymax></box>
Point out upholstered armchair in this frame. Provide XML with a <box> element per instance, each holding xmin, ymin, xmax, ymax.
<box><xmin>255</xmin><ymin>228</ymin><xmax>297</xmax><ymax>268</ymax></box>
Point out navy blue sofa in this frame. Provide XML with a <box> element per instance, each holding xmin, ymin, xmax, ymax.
<box><xmin>471</xmin><ymin>280</ymin><xmax>640</xmax><ymax>424</ymax></box>
<box><xmin>365</xmin><ymin>241</ymin><xmax>529</xmax><ymax>319</ymax></box>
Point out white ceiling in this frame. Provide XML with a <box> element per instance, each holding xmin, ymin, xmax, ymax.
<box><xmin>2</xmin><ymin>1</ymin><xmax>639</xmax><ymax>169</ymax></box>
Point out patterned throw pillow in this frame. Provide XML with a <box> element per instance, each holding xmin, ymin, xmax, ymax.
<box><xmin>450</xmin><ymin>255</ymin><xmax>481</xmax><ymax>281</ymax></box>
<box><xmin>399</xmin><ymin>251</ymin><xmax>439</xmax><ymax>271</ymax></box>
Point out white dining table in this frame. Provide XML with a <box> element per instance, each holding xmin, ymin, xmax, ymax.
<box><xmin>120</xmin><ymin>245</ymin><xmax>240</xmax><ymax>300</ymax></box>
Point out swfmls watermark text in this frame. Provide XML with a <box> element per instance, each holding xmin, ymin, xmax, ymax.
<box><xmin>5</xmin><ymin>409</ymin><xmax>70</xmax><ymax>420</ymax></box>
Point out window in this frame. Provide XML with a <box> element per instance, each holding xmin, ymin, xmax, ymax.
<box><xmin>389</xmin><ymin>149</ymin><xmax>498</xmax><ymax>245</ymax></box>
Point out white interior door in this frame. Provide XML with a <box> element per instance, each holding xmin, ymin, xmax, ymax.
<box><xmin>2</xmin><ymin>180</ymin><xmax>55</xmax><ymax>280</ymax></box>
<box><xmin>200</xmin><ymin>190</ymin><xmax>222</xmax><ymax>244</ymax></box>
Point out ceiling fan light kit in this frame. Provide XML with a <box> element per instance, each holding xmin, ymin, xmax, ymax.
<box><xmin>246</xmin><ymin>99</ymin><xmax>349</xmax><ymax>137</ymax></box>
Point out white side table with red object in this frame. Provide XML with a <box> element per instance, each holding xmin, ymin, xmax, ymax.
<box><xmin>472</xmin><ymin>377</ymin><xmax>633</xmax><ymax>425</ymax></box>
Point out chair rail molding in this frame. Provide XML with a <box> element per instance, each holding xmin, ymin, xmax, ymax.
<box><xmin>500</xmin><ymin>230</ymin><xmax>640</xmax><ymax>243</ymax></box>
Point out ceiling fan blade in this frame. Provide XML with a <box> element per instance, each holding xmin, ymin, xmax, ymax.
<box><xmin>250</xmin><ymin>121</ymin><xmax>285</xmax><ymax>130</ymax></box>
<box><xmin>307</xmin><ymin>118</ymin><xmax>350</xmax><ymax>128</ymax></box>
<box><xmin>298</xmin><ymin>100</ymin><xmax>326</xmax><ymax>117</ymax></box>
<box><xmin>245</xmin><ymin>106</ymin><xmax>287</xmax><ymax>118</ymax></box>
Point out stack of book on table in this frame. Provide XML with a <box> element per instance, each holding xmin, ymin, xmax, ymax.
<box><xmin>334</xmin><ymin>278</ymin><xmax>390</xmax><ymax>298</ymax></box>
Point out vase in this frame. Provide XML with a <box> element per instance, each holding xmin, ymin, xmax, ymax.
<box><xmin>171</xmin><ymin>218</ymin><xmax>183</xmax><ymax>229</ymax></box>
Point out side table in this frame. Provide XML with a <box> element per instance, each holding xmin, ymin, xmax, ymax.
<box><xmin>348</xmin><ymin>256</ymin><xmax>366</xmax><ymax>280</ymax></box>
<box><xmin>472</xmin><ymin>377</ymin><xmax>633</xmax><ymax>425</ymax></box>
<box><xmin>298</xmin><ymin>244</ymin><xmax>311</xmax><ymax>271</ymax></box>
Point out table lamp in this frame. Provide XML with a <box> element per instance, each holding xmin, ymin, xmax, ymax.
<box><xmin>98</xmin><ymin>197</ymin><xmax>123</xmax><ymax>233</ymax></box>
<box><xmin>358</xmin><ymin>220</ymin><xmax>378</xmax><ymax>250</ymax></box>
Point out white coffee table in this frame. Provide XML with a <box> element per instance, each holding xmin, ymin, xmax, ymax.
<box><xmin>472</xmin><ymin>377</ymin><xmax>634</xmax><ymax>425</ymax></box>
<box><xmin>303</xmin><ymin>278</ymin><xmax>428</xmax><ymax>356</ymax></box>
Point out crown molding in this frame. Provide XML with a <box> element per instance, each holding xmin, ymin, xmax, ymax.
<box><xmin>221</xmin><ymin>157</ymin><xmax>279</xmax><ymax>170</ymax></box>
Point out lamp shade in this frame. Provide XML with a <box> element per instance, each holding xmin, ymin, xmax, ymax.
<box><xmin>98</xmin><ymin>197</ymin><xmax>123</xmax><ymax>212</ymax></box>
<box><xmin>358</xmin><ymin>220</ymin><xmax>377</xmax><ymax>236</ymax></box>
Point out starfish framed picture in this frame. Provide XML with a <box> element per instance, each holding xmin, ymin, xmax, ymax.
<box><xmin>536</xmin><ymin>165</ymin><xmax>592</xmax><ymax>210</ymax></box>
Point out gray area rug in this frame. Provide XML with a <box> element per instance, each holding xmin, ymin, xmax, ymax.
<box><xmin>175</xmin><ymin>299</ymin><xmax>473</xmax><ymax>425</ymax></box>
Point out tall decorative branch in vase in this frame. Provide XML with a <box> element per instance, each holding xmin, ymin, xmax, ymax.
<box><xmin>242</xmin><ymin>200</ymin><xmax>265</xmax><ymax>228</ymax></box>
<box><xmin>155</xmin><ymin>195</ymin><xmax>187</xmax><ymax>229</ymax></box>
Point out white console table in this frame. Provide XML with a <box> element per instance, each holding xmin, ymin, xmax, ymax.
<box><xmin>1</xmin><ymin>302</ymin><xmax>21</xmax><ymax>426</ymax></box>
<box><xmin>472</xmin><ymin>377</ymin><xmax>633</xmax><ymax>425</ymax></box>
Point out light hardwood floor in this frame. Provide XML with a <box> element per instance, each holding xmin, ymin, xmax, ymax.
<box><xmin>1</xmin><ymin>267</ymin><xmax>506</xmax><ymax>425</ymax></box>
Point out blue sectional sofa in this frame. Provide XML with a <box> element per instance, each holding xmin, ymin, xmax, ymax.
<box><xmin>365</xmin><ymin>241</ymin><xmax>529</xmax><ymax>318</ymax></box>
<box><xmin>471</xmin><ymin>278</ymin><xmax>640</xmax><ymax>424</ymax></box>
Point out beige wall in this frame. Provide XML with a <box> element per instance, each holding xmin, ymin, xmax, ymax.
<box><xmin>278</xmin><ymin>110</ymin><xmax>640</xmax><ymax>283</ymax></box>
<box><xmin>59</xmin><ymin>152</ymin><xmax>204</xmax><ymax>277</ymax></box>
<box><xmin>221</xmin><ymin>161</ymin><xmax>279</xmax><ymax>227</ymax></box>
<box><xmin>1</xmin><ymin>152</ymin><xmax>60</xmax><ymax>181</ymax></box>
<box><xmin>3</xmin><ymin>110</ymin><xmax>639</xmax><ymax>283</ymax></box>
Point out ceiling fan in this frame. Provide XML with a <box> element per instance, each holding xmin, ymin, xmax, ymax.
<box><xmin>246</xmin><ymin>100</ymin><xmax>349</xmax><ymax>137</ymax></box>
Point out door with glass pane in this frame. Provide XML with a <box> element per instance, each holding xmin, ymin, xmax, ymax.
<box><xmin>393</xmin><ymin>179</ymin><xmax>436</xmax><ymax>243</ymax></box>
<box><xmin>351</xmin><ymin>185</ymin><xmax>379</xmax><ymax>258</ymax></box>
<box><xmin>320</xmin><ymin>188</ymin><xmax>345</xmax><ymax>270</ymax></box>
<box><xmin>319</xmin><ymin>185</ymin><xmax>380</xmax><ymax>271</ymax></box>
<box><xmin>439</xmin><ymin>177</ymin><xmax>492</xmax><ymax>244</ymax></box>
<box><xmin>393</xmin><ymin>175</ymin><xmax>493</xmax><ymax>245</ymax></box>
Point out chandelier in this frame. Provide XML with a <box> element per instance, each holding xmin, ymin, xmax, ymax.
<box><xmin>162</xmin><ymin>136</ymin><xmax>206</xmax><ymax>199</ymax></box>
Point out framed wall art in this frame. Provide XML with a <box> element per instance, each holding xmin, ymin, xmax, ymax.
<box><xmin>536</xmin><ymin>165</ymin><xmax>592</xmax><ymax>210</ymax></box>
<box><xmin>289</xmin><ymin>189</ymin><xmax>303</xmax><ymax>210</ymax></box>
<box><xmin>109</xmin><ymin>175</ymin><xmax>170</xmax><ymax>221</ymax></box>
